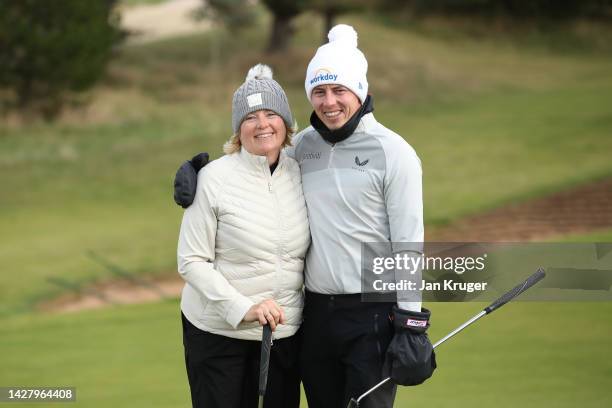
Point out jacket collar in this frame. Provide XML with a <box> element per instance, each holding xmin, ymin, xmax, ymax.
<box><xmin>313</xmin><ymin>112</ymin><xmax>377</xmax><ymax>144</ymax></box>
<box><xmin>238</xmin><ymin>147</ymin><xmax>286</xmax><ymax>172</ymax></box>
<box><xmin>355</xmin><ymin>112</ymin><xmax>377</xmax><ymax>134</ymax></box>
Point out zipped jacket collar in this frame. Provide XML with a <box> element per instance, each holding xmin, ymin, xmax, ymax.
<box><xmin>238</xmin><ymin>147</ymin><xmax>286</xmax><ymax>174</ymax></box>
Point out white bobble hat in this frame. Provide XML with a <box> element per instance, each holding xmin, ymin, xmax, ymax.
<box><xmin>304</xmin><ymin>24</ymin><xmax>368</xmax><ymax>103</ymax></box>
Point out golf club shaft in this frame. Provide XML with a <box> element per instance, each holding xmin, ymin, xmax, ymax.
<box><xmin>432</xmin><ymin>310</ymin><xmax>486</xmax><ymax>349</ymax></box>
<box><xmin>354</xmin><ymin>269</ymin><xmax>546</xmax><ymax>404</ymax></box>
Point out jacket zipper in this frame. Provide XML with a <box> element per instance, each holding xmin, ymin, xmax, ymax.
<box><xmin>265</xmin><ymin>164</ymin><xmax>282</xmax><ymax>298</ymax></box>
<box><xmin>327</xmin><ymin>144</ymin><xmax>335</xmax><ymax>169</ymax></box>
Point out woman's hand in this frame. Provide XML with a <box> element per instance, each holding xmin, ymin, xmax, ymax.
<box><xmin>243</xmin><ymin>299</ymin><xmax>286</xmax><ymax>331</ymax></box>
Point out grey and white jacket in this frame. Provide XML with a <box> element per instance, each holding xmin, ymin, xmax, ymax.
<box><xmin>287</xmin><ymin>112</ymin><xmax>423</xmax><ymax>311</ymax></box>
<box><xmin>177</xmin><ymin>148</ymin><xmax>310</xmax><ymax>340</ymax></box>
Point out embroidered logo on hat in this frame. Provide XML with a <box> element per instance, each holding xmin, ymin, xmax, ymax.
<box><xmin>309</xmin><ymin>68</ymin><xmax>338</xmax><ymax>85</ymax></box>
<box><xmin>247</xmin><ymin>93</ymin><xmax>263</xmax><ymax>108</ymax></box>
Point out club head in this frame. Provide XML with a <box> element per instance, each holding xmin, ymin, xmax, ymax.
<box><xmin>346</xmin><ymin>397</ymin><xmax>360</xmax><ymax>408</ymax></box>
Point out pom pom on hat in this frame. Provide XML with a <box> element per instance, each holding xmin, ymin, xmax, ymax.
<box><xmin>246</xmin><ymin>64</ymin><xmax>273</xmax><ymax>81</ymax></box>
<box><xmin>305</xmin><ymin>24</ymin><xmax>368</xmax><ymax>103</ymax></box>
<box><xmin>232</xmin><ymin>64</ymin><xmax>294</xmax><ymax>134</ymax></box>
<box><xmin>327</xmin><ymin>24</ymin><xmax>358</xmax><ymax>47</ymax></box>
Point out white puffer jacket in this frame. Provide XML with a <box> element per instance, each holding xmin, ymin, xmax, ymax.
<box><xmin>177</xmin><ymin>147</ymin><xmax>310</xmax><ymax>340</ymax></box>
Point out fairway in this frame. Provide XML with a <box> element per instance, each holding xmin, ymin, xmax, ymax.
<box><xmin>1</xmin><ymin>300</ymin><xmax>610</xmax><ymax>407</ymax></box>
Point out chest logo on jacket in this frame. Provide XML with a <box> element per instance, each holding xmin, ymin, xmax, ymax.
<box><xmin>354</xmin><ymin>156</ymin><xmax>369</xmax><ymax>166</ymax></box>
<box><xmin>352</xmin><ymin>156</ymin><xmax>371</xmax><ymax>173</ymax></box>
<box><xmin>303</xmin><ymin>152</ymin><xmax>322</xmax><ymax>160</ymax></box>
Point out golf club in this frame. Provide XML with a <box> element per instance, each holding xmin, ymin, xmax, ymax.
<box><xmin>347</xmin><ymin>268</ymin><xmax>546</xmax><ymax>408</ymax></box>
<box><xmin>258</xmin><ymin>324</ymin><xmax>273</xmax><ymax>408</ymax></box>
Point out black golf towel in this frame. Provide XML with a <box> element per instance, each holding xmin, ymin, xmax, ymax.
<box><xmin>382</xmin><ymin>306</ymin><xmax>437</xmax><ymax>386</ymax></box>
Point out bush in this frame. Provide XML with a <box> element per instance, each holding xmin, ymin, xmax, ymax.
<box><xmin>0</xmin><ymin>0</ymin><xmax>121</xmax><ymax>119</ymax></box>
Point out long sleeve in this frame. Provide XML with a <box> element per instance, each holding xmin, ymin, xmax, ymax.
<box><xmin>383</xmin><ymin>138</ymin><xmax>424</xmax><ymax>312</ymax></box>
<box><xmin>177</xmin><ymin>169</ymin><xmax>254</xmax><ymax>328</ymax></box>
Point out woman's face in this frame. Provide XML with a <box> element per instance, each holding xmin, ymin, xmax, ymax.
<box><xmin>239</xmin><ymin>110</ymin><xmax>286</xmax><ymax>161</ymax></box>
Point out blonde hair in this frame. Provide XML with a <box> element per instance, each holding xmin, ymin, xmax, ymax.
<box><xmin>223</xmin><ymin>122</ymin><xmax>297</xmax><ymax>155</ymax></box>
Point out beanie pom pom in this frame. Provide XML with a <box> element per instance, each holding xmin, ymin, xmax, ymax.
<box><xmin>327</xmin><ymin>24</ymin><xmax>358</xmax><ymax>48</ymax></box>
<box><xmin>246</xmin><ymin>64</ymin><xmax>273</xmax><ymax>81</ymax></box>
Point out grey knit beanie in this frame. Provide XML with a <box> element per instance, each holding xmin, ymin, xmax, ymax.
<box><xmin>232</xmin><ymin>64</ymin><xmax>294</xmax><ymax>134</ymax></box>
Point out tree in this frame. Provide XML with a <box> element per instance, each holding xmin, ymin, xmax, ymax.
<box><xmin>0</xmin><ymin>0</ymin><xmax>121</xmax><ymax>119</ymax></box>
<box><xmin>262</xmin><ymin>0</ymin><xmax>382</xmax><ymax>51</ymax></box>
<box><xmin>200</xmin><ymin>0</ymin><xmax>389</xmax><ymax>54</ymax></box>
<box><xmin>198</xmin><ymin>0</ymin><xmax>256</xmax><ymax>32</ymax></box>
<box><xmin>198</xmin><ymin>0</ymin><xmax>301</xmax><ymax>53</ymax></box>
<box><xmin>262</xmin><ymin>0</ymin><xmax>306</xmax><ymax>53</ymax></box>
<box><xmin>305</xmin><ymin>0</ymin><xmax>377</xmax><ymax>43</ymax></box>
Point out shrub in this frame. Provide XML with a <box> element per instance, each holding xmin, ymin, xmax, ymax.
<box><xmin>0</xmin><ymin>0</ymin><xmax>122</xmax><ymax>119</ymax></box>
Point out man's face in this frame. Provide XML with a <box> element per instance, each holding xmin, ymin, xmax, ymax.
<box><xmin>311</xmin><ymin>85</ymin><xmax>362</xmax><ymax>130</ymax></box>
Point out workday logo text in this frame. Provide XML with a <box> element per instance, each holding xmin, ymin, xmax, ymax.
<box><xmin>309</xmin><ymin>69</ymin><xmax>338</xmax><ymax>85</ymax></box>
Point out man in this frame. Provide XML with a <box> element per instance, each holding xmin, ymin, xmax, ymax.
<box><xmin>174</xmin><ymin>24</ymin><xmax>435</xmax><ymax>408</ymax></box>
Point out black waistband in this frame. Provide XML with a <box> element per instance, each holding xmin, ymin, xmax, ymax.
<box><xmin>305</xmin><ymin>290</ymin><xmax>394</xmax><ymax>308</ymax></box>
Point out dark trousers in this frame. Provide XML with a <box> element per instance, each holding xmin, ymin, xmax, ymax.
<box><xmin>300</xmin><ymin>291</ymin><xmax>397</xmax><ymax>408</ymax></box>
<box><xmin>181</xmin><ymin>313</ymin><xmax>300</xmax><ymax>408</ymax></box>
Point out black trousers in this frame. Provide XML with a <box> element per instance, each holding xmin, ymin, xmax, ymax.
<box><xmin>181</xmin><ymin>313</ymin><xmax>300</xmax><ymax>408</ymax></box>
<box><xmin>300</xmin><ymin>291</ymin><xmax>397</xmax><ymax>408</ymax></box>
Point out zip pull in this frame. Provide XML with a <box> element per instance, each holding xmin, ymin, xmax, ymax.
<box><xmin>268</xmin><ymin>182</ymin><xmax>272</xmax><ymax>193</ymax></box>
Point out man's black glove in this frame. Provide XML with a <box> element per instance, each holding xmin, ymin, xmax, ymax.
<box><xmin>173</xmin><ymin>153</ymin><xmax>209</xmax><ymax>208</ymax></box>
<box><xmin>382</xmin><ymin>306</ymin><xmax>436</xmax><ymax>386</ymax></box>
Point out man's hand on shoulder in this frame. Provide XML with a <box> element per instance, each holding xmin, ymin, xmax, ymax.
<box><xmin>173</xmin><ymin>153</ymin><xmax>209</xmax><ymax>208</ymax></box>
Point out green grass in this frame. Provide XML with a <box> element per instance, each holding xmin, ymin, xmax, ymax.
<box><xmin>0</xmin><ymin>300</ymin><xmax>190</xmax><ymax>407</ymax></box>
<box><xmin>554</xmin><ymin>229</ymin><xmax>612</xmax><ymax>242</ymax></box>
<box><xmin>404</xmin><ymin>301</ymin><xmax>612</xmax><ymax>408</ymax></box>
<box><xmin>1</xmin><ymin>300</ymin><xmax>610</xmax><ymax>407</ymax></box>
<box><xmin>1</xmin><ymin>13</ymin><xmax>612</xmax><ymax>316</ymax></box>
<box><xmin>384</xmin><ymin>83</ymin><xmax>612</xmax><ymax>224</ymax></box>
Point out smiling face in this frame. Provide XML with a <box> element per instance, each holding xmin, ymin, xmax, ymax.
<box><xmin>239</xmin><ymin>109</ymin><xmax>287</xmax><ymax>163</ymax></box>
<box><xmin>310</xmin><ymin>84</ymin><xmax>362</xmax><ymax>130</ymax></box>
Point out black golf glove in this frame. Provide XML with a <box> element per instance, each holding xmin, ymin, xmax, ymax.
<box><xmin>382</xmin><ymin>306</ymin><xmax>436</xmax><ymax>386</ymax></box>
<box><xmin>173</xmin><ymin>152</ymin><xmax>209</xmax><ymax>208</ymax></box>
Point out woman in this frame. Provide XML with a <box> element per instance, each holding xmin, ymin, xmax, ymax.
<box><xmin>177</xmin><ymin>64</ymin><xmax>310</xmax><ymax>408</ymax></box>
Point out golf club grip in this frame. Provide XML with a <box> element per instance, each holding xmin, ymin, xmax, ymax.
<box><xmin>484</xmin><ymin>268</ymin><xmax>545</xmax><ymax>314</ymax></box>
<box><xmin>259</xmin><ymin>324</ymin><xmax>273</xmax><ymax>395</ymax></box>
